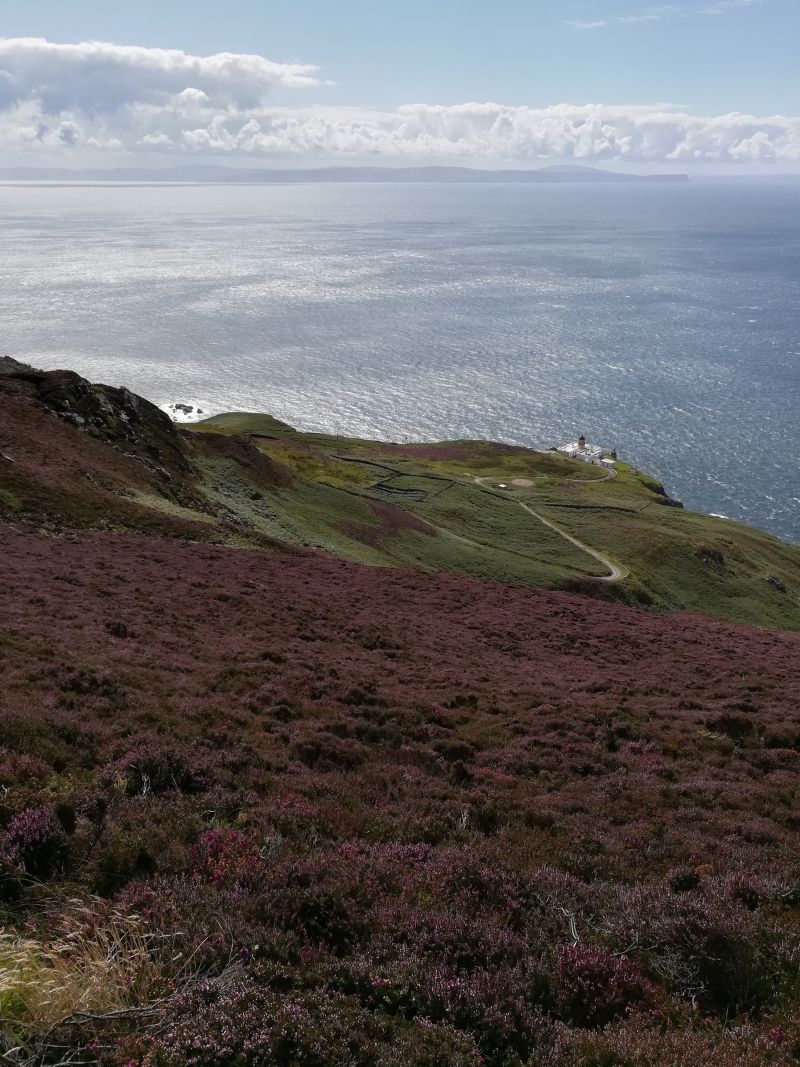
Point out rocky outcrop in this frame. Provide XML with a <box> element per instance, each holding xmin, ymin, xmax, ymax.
<box><xmin>10</xmin><ymin>367</ymin><xmax>193</xmax><ymax>484</ymax></box>
<box><xmin>0</xmin><ymin>356</ymin><xmax>36</xmax><ymax>376</ymax></box>
<box><xmin>641</xmin><ymin>474</ymin><xmax>684</xmax><ymax>508</ymax></box>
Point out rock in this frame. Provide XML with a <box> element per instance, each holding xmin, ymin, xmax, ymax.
<box><xmin>696</xmin><ymin>546</ymin><xmax>726</xmax><ymax>567</ymax></box>
<box><xmin>0</xmin><ymin>356</ymin><xmax>33</xmax><ymax>375</ymax></box>
<box><xmin>119</xmin><ymin>387</ymin><xmax>141</xmax><ymax>414</ymax></box>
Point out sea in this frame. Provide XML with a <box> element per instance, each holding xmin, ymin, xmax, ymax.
<box><xmin>0</xmin><ymin>180</ymin><xmax>798</xmax><ymax>544</ymax></box>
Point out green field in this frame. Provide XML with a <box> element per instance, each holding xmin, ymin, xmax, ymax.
<box><xmin>180</xmin><ymin>413</ymin><xmax>800</xmax><ymax>630</ymax></box>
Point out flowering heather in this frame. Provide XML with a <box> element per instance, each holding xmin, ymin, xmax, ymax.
<box><xmin>0</xmin><ymin>804</ymin><xmax>69</xmax><ymax>881</ymax></box>
<box><xmin>1</xmin><ymin>523</ymin><xmax>800</xmax><ymax>1064</ymax></box>
<box><xmin>555</xmin><ymin>944</ymin><xmax>653</xmax><ymax>1028</ymax></box>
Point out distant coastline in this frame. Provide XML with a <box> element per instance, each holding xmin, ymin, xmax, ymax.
<box><xmin>0</xmin><ymin>163</ymin><xmax>690</xmax><ymax>185</ymax></box>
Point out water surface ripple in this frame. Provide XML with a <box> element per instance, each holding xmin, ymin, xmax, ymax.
<box><xmin>1</xmin><ymin>181</ymin><xmax>798</xmax><ymax>542</ymax></box>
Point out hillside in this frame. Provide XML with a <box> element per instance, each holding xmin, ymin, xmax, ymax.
<box><xmin>2</xmin><ymin>363</ymin><xmax>800</xmax><ymax>1065</ymax></box>
<box><xmin>185</xmin><ymin>411</ymin><xmax>800</xmax><ymax>630</ymax></box>
<box><xmin>1</xmin><ymin>362</ymin><xmax>798</xmax><ymax>630</ymax></box>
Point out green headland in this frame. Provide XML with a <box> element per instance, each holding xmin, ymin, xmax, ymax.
<box><xmin>179</xmin><ymin>409</ymin><xmax>800</xmax><ymax>631</ymax></box>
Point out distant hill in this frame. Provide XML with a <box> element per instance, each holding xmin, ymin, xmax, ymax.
<box><xmin>0</xmin><ymin>163</ymin><xmax>690</xmax><ymax>184</ymax></box>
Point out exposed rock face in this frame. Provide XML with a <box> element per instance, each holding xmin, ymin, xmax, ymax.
<box><xmin>10</xmin><ymin>367</ymin><xmax>192</xmax><ymax>483</ymax></box>
<box><xmin>641</xmin><ymin>473</ymin><xmax>684</xmax><ymax>508</ymax></box>
<box><xmin>0</xmin><ymin>362</ymin><xmax>292</xmax><ymax>544</ymax></box>
<box><xmin>0</xmin><ymin>356</ymin><xmax>36</xmax><ymax>376</ymax></box>
<box><xmin>654</xmin><ymin>494</ymin><xmax>685</xmax><ymax>508</ymax></box>
<box><xmin>696</xmin><ymin>545</ymin><xmax>726</xmax><ymax>568</ymax></box>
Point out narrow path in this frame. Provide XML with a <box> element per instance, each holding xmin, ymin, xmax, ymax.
<box><xmin>306</xmin><ymin>439</ymin><xmax>627</xmax><ymax>583</ymax></box>
<box><xmin>472</xmin><ymin>476</ymin><xmax>628</xmax><ymax>583</ymax></box>
<box><xmin>517</xmin><ymin>501</ymin><xmax>628</xmax><ymax>583</ymax></box>
<box><xmin>556</xmin><ymin>464</ymin><xmax>617</xmax><ymax>484</ymax></box>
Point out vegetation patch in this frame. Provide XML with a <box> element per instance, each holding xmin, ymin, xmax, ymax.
<box><xmin>0</xmin><ymin>524</ymin><xmax>798</xmax><ymax>1062</ymax></box>
<box><xmin>2</xmin><ymin>367</ymin><xmax>800</xmax><ymax>1063</ymax></box>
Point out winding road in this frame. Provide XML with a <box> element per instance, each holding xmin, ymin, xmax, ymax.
<box><xmin>322</xmin><ymin>449</ymin><xmax>628</xmax><ymax>584</ymax></box>
<box><xmin>517</xmin><ymin>501</ymin><xmax>628</xmax><ymax>583</ymax></box>
<box><xmin>472</xmin><ymin>475</ymin><xmax>629</xmax><ymax>584</ymax></box>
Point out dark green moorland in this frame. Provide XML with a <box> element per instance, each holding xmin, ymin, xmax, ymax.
<box><xmin>183</xmin><ymin>410</ymin><xmax>800</xmax><ymax>631</ymax></box>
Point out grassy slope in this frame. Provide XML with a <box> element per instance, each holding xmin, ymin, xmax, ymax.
<box><xmin>184</xmin><ymin>430</ymin><xmax>605</xmax><ymax>585</ymax></box>
<box><xmin>531</xmin><ymin>462</ymin><xmax>800</xmax><ymax>629</ymax></box>
<box><xmin>184</xmin><ymin>414</ymin><xmax>800</xmax><ymax>630</ymax></box>
<box><xmin>188</xmin><ymin>411</ymin><xmax>299</xmax><ymax>436</ymax></box>
<box><xmin>2</xmin><ymin>363</ymin><xmax>795</xmax><ymax>629</ymax></box>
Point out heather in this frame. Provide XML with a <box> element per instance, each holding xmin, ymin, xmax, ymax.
<box><xmin>2</xmin><ymin>363</ymin><xmax>800</xmax><ymax>1063</ymax></box>
<box><xmin>2</xmin><ymin>523</ymin><xmax>800</xmax><ymax>1065</ymax></box>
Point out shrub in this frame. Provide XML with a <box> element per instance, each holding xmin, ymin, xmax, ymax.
<box><xmin>0</xmin><ymin>748</ymin><xmax>51</xmax><ymax>789</ymax></box>
<box><xmin>0</xmin><ymin>487</ymin><xmax>21</xmax><ymax>514</ymax></box>
<box><xmin>104</xmin><ymin>745</ymin><xmax>209</xmax><ymax>796</ymax></box>
<box><xmin>428</xmin><ymin>966</ymin><xmax>555</xmax><ymax>1063</ymax></box>
<box><xmin>262</xmin><ymin>860</ymin><xmax>363</xmax><ymax>954</ymax></box>
<box><xmin>555</xmin><ymin>944</ymin><xmax>651</xmax><ymax>1029</ymax></box>
<box><xmin>141</xmin><ymin>979</ymin><xmax>482</xmax><ymax>1066</ymax></box>
<box><xmin>289</xmin><ymin>733</ymin><xmax>366</xmax><ymax>772</ymax></box>
<box><xmin>610</xmin><ymin>885</ymin><xmax>791</xmax><ymax>1018</ymax></box>
<box><xmin>552</xmin><ymin>1015</ymin><xmax>795</xmax><ymax>1066</ymax></box>
<box><xmin>0</xmin><ymin>805</ymin><xmax>70</xmax><ymax>879</ymax></box>
<box><xmin>89</xmin><ymin>799</ymin><xmax>201</xmax><ymax>896</ymax></box>
<box><xmin>668</xmin><ymin>868</ymin><xmax>702</xmax><ymax>893</ymax></box>
<box><xmin>191</xmin><ymin>828</ymin><xmax>264</xmax><ymax>890</ymax></box>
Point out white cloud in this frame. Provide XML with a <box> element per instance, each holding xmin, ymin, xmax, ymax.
<box><xmin>566</xmin><ymin>0</ymin><xmax>765</xmax><ymax>28</ymax></box>
<box><xmin>564</xmin><ymin>19</ymin><xmax>609</xmax><ymax>29</ymax></box>
<box><xmin>174</xmin><ymin>87</ymin><xmax>211</xmax><ymax>108</ymax></box>
<box><xmin>0</xmin><ymin>38</ymin><xmax>797</xmax><ymax>166</ymax></box>
<box><xmin>0</xmin><ymin>37</ymin><xmax>321</xmax><ymax>114</ymax></box>
<box><xmin>619</xmin><ymin>5</ymin><xmax>685</xmax><ymax>22</ymax></box>
<box><xmin>118</xmin><ymin>102</ymin><xmax>800</xmax><ymax>165</ymax></box>
<box><xmin>700</xmin><ymin>0</ymin><xmax>764</xmax><ymax>12</ymax></box>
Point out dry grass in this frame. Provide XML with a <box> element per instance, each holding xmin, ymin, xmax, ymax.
<box><xmin>0</xmin><ymin>902</ymin><xmax>174</xmax><ymax>1040</ymax></box>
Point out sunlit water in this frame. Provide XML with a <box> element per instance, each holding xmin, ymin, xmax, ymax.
<box><xmin>0</xmin><ymin>181</ymin><xmax>798</xmax><ymax>542</ymax></box>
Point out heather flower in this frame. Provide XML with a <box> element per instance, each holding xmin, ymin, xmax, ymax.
<box><xmin>0</xmin><ymin>805</ymin><xmax>70</xmax><ymax>879</ymax></box>
<box><xmin>555</xmin><ymin>943</ymin><xmax>651</xmax><ymax>1029</ymax></box>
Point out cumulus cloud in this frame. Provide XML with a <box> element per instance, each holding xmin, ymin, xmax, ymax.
<box><xmin>0</xmin><ymin>37</ymin><xmax>321</xmax><ymax>114</ymax></box>
<box><xmin>80</xmin><ymin>102</ymin><xmax>800</xmax><ymax>165</ymax></box>
<box><xmin>0</xmin><ymin>38</ymin><xmax>797</xmax><ymax>165</ymax></box>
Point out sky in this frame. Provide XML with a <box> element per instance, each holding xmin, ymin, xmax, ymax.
<box><xmin>0</xmin><ymin>0</ymin><xmax>798</xmax><ymax>171</ymax></box>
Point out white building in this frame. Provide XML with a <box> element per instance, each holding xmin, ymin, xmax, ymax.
<box><xmin>557</xmin><ymin>435</ymin><xmax>616</xmax><ymax>467</ymax></box>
